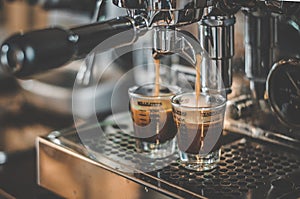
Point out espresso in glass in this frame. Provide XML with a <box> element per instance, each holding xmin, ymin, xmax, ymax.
<box><xmin>129</xmin><ymin>83</ymin><xmax>179</xmax><ymax>158</ymax></box>
<box><xmin>131</xmin><ymin>108</ymin><xmax>177</xmax><ymax>144</ymax></box>
<box><xmin>175</xmin><ymin>108</ymin><xmax>224</xmax><ymax>155</ymax></box>
<box><xmin>171</xmin><ymin>92</ymin><xmax>226</xmax><ymax>171</ymax></box>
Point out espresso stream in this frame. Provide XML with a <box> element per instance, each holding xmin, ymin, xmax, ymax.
<box><xmin>132</xmin><ymin>54</ymin><xmax>211</xmax><ymax>151</ymax></box>
<box><xmin>195</xmin><ymin>54</ymin><xmax>204</xmax><ymax>150</ymax></box>
<box><xmin>154</xmin><ymin>59</ymin><xmax>160</xmax><ymax>96</ymax></box>
<box><xmin>195</xmin><ymin>54</ymin><xmax>202</xmax><ymax>105</ymax></box>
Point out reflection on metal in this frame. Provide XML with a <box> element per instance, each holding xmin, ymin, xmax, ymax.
<box><xmin>224</xmin><ymin>118</ymin><xmax>300</xmax><ymax>151</ymax></box>
<box><xmin>37</xmin><ymin>137</ymin><xmax>177</xmax><ymax>199</ymax></box>
<box><xmin>37</xmin><ymin>118</ymin><xmax>300</xmax><ymax>198</ymax></box>
<box><xmin>0</xmin><ymin>188</ymin><xmax>15</xmax><ymax>199</ymax></box>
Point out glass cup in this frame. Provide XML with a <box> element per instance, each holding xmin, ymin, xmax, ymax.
<box><xmin>128</xmin><ymin>83</ymin><xmax>179</xmax><ymax>158</ymax></box>
<box><xmin>171</xmin><ymin>92</ymin><xmax>226</xmax><ymax>171</ymax></box>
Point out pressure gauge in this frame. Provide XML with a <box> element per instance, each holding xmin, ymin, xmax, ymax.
<box><xmin>266</xmin><ymin>58</ymin><xmax>300</xmax><ymax>129</ymax></box>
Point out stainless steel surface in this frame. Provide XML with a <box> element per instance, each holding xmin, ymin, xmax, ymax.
<box><xmin>37</xmin><ymin>137</ymin><xmax>179</xmax><ymax>199</ymax></box>
<box><xmin>153</xmin><ymin>27</ymin><xmax>177</xmax><ymax>54</ymax></box>
<box><xmin>113</xmin><ymin>0</ymin><xmax>206</xmax><ymax>10</ymax></box>
<box><xmin>224</xmin><ymin>118</ymin><xmax>300</xmax><ymax>151</ymax></box>
<box><xmin>113</xmin><ymin>0</ymin><xmax>206</xmax><ymax>65</ymax></box>
<box><xmin>200</xmin><ymin>8</ymin><xmax>235</xmax><ymax>91</ymax></box>
<box><xmin>152</xmin><ymin>27</ymin><xmax>199</xmax><ymax>63</ymax></box>
<box><xmin>244</xmin><ymin>8</ymin><xmax>279</xmax><ymax>83</ymax></box>
<box><xmin>114</xmin><ymin>0</ymin><xmax>206</xmax><ymax>27</ymax></box>
<box><xmin>37</xmin><ymin>117</ymin><xmax>300</xmax><ymax>198</ymax></box>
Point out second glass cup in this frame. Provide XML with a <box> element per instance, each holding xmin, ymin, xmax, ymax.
<box><xmin>128</xmin><ymin>83</ymin><xmax>180</xmax><ymax>158</ymax></box>
<box><xmin>171</xmin><ymin>92</ymin><xmax>226</xmax><ymax>171</ymax></box>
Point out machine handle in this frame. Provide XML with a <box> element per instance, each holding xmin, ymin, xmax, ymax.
<box><xmin>0</xmin><ymin>16</ymin><xmax>136</xmax><ymax>78</ymax></box>
<box><xmin>1</xmin><ymin>27</ymin><xmax>76</xmax><ymax>78</ymax></box>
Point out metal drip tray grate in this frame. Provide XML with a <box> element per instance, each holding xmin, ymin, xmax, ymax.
<box><xmin>72</xmin><ymin>120</ymin><xmax>300</xmax><ymax>199</ymax></box>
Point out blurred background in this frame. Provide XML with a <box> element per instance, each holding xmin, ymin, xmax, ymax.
<box><xmin>0</xmin><ymin>1</ymin><xmax>91</xmax><ymax>198</ymax></box>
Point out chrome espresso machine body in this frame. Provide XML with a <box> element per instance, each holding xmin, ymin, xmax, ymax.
<box><xmin>1</xmin><ymin>0</ymin><xmax>300</xmax><ymax>198</ymax></box>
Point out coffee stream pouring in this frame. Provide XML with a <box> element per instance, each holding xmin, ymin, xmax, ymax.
<box><xmin>0</xmin><ymin>0</ymin><xmax>300</xmax><ymax>170</ymax></box>
<box><xmin>0</xmin><ymin>0</ymin><xmax>205</xmax><ymax>78</ymax></box>
<box><xmin>0</xmin><ymin>0</ymin><xmax>299</xmax><ymax>91</ymax></box>
<box><xmin>0</xmin><ymin>1</ymin><xmax>235</xmax><ymax>85</ymax></box>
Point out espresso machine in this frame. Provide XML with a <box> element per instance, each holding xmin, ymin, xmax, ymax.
<box><xmin>1</xmin><ymin>0</ymin><xmax>300</xmax><ymax>198</ymax></box>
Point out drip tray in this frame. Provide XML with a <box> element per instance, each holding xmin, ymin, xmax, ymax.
<box><xmin>37</xmin><ymin>116</ymin><xmax>300</xmax><ymax>199</ymax></box>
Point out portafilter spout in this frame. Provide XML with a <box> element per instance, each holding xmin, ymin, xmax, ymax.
<box><xmin>0</xmin><ymin>0</ymin><xmax>207</xmax><ymax>78</ymax></box>
<box><xmin>200</xmin><ymin>7</ymin><xmax>236</xmax><ymax>93</ymax></box>
<box><xmin>114</xmin><ymin>0</ymin><xmax>207</xmax><ymax>58</ymax></box>
<box><xmin>113</xmin><ymin>0</ymin><xmax>206</xmax><ymax>27</ymax></box>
